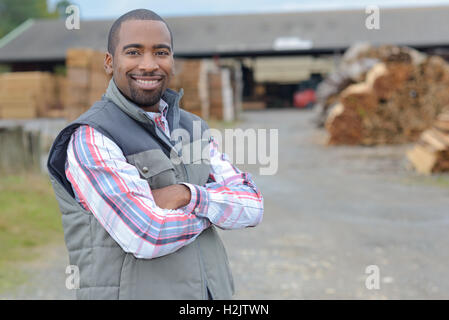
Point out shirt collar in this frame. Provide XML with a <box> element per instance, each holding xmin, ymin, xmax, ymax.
<box><xmin>159</xmin><ymin>99</ymin><xmax>169</xmax><ymax>117</ymax></box>
<box><xmin>145</xmin><ymin>99</ymin><xmax>169</xmax><ymax>118</ymax></box>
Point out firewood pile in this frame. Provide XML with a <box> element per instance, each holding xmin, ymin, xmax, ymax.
<box><xmin>323</xmin><ymin>44</ymin><xmax>449</xmax><ymax>145</ymax></box>
<box><xmin>407</xmin><ymin>110</ymin><xmax>449</xmax><ymax>174</ymax></box>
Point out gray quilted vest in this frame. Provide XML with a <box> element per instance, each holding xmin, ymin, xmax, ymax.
<box><xmin>47</xmin><ymin>87</ymin><xmax>234</xmax><ymax>300</ymax></box>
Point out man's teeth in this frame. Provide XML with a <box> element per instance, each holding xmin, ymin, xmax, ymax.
<box><xmin>135</xmin><ymin>79</ymin><xmax>159</xmax><ymax>85</ymax></box>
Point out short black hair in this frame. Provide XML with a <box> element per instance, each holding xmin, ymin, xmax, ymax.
<box><xmin>107</xmin><ymin>9</ymin><xmax>173</xmax><ymax>55</ymax></box>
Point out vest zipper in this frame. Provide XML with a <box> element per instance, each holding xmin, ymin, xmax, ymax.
<box><xmin>141</xmin><ymin>112</ymin><xmax>177</xmax><ymax>153</ymax></box>
<box><xmin>141</xmin><ymin>107</ymin><xmax>209</xmax><ymax>298</ymax></box>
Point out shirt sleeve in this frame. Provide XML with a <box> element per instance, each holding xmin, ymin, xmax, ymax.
<box><xmin>181</xmin><ymin>137</ymin><xmax>264</xmax><ymax>230</ymax></box>
<box><xmin>65</xmin><ymin>125</ymin><xmax>211</xmax><ymax>259</ymax></box>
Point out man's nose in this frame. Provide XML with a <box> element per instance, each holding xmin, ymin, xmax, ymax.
<box><xmin>138</xmin><ymin>53</ymin><xmax>159</xmax><ymax>72</ymax></box>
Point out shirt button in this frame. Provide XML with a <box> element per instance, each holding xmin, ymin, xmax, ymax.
<box><xmin>194</xmin><ymin>208</ymin><xmax>200</xmax><ymax>213</ymax></box>
<box><xmin>142</xmin><ymin>166</ymin><xmax>149</xmax><ymax>173</ymax></box>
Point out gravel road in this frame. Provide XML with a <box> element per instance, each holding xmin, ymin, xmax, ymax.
<box><xmin>2</xmin><ymin>109</ymin><xmax>449</xmax><ymax>300</ymax></box>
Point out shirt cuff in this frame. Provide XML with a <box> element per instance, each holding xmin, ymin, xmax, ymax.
<box><xmin>180</xmin><ymin>183</ymin><xmax>209</xmax><ymax>217</ymax></box>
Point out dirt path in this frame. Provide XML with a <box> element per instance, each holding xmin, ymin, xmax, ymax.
<box><xmin>222</xmin><ymin>109</ymin><xmax>449</xmax><ymax>299</ymax></box>
<box><xmin>2</xmin><ymin>109</ymin><xmax>449</xmax><ymax>299</ymax></box>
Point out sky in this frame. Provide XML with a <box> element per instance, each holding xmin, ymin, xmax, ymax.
<box><xmin>49</xmin><ymin>0</ymin><xmax>449</xmax><ymax>19</ymax></box>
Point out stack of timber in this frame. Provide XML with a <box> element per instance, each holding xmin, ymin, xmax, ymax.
<box><xmin>407</xmin><ymin>111</ymin><xmax>449</xmax><ymax>174</ymax></box>
<box><xmin>170</xmin><ymin>59</ymin><xmax>237</xmax><ymax>121</ymax></box>
<box><xmin>0</xmin><ymin>72</ymin><xmax>58</xmax><ymax>119</ymax></box>
<box><xmin>170</xmin><ymin>59</ymin><xmax>204</xmax><ymax>117</ymax></box>
<box><xmin>241</xmin><ymin>84</ymin><xmax>267</xmax><ymax>111</ymax></box>
<box><xmin>208</xmin><ymin>68</ymin><xmax>225</xmax><ymax>120</ymax></box>
<box><xmin>241</xmin><ymin>101</ymin><xmax>267</xmax><ymax>110</ymax></box>
<box><xmin>65</xmin><ymin>48</ymin><xmax>111</xmax><ymax>121</ymax></box>
<box><xmin>324</xmin><ymin>44</ymin><xmax>449</xmax><ymax>145</ymax></box>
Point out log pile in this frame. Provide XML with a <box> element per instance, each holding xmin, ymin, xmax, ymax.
<box><xmin>407</xmin><ymin>110</ymin><xmax>449</xmax><ymax>174</ymax></box>
<box><xmin>326</xmin><ymin>103</ymin><xmax>363</xmax><ymax>145</ymax></box>
<box><xmin>0</xmin><ymin>72</ymin><xmax>58</xmax><ymax>119</ymax></box>
<box><xmin>324</xmin><ymin>44</ymin><xmax>449</xmax><ymax>145</ymax></box>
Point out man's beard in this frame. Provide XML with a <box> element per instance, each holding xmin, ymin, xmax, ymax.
<box><xmin>127</xmin><ymin>79</ymin><xmax>165</xmax><ymax>108</ymax></box>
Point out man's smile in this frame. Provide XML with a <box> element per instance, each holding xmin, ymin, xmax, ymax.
<box><xmin>130</xmin><ymin>74</ymin><xmax>163</xmax><ymax>90</ymax></box>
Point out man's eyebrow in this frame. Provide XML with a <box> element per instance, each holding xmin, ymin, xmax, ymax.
<box><xmin>121</xmin><ymin>43</ymin><xmax>172</xmax><ymax>52</ymax></box>
<box><xmin>122</xmin><ymin>43</ymin><xmax>144</xmax><ymax>51</ymax></box>
<box><xmin>153</xmin><ymin>44</ymin><xmax>172</xmax><ymax>52</ymax></box>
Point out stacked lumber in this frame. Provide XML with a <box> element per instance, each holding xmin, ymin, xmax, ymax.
<box><xmin>170</xmin><ymin>59</ymin><xmax>237</xmax><ymax>120</ymax></box>
<box><xmin>0</xmin><ymin>72</ymin><xmax>58</xmax><ymax>119</ymax></box>
<box><xmin>65</xmin><ymin>48</ymin><xmax>111</xmax><ymax>121</ymax></box>
<box><xmin>324</xmin><ymin>44</ymin><xmax>449</xmax><ymax>145</ymax></box>
<box><xmin>407</xmin><ymin>111</ymin><xmax>449</xmax><ymax>174</ymax></box>
<box><xmin>170</xmin><ymin>59</ymin><xmax>204</xmax><ymax>117</ymax></box>
<box><xmin>208</xmin><ymin>70</ymin><xmax>224</xmax><ymax>119</ymax></box>
<box><xmin>51</xmin><ymin>74</ymin><xmax>68</xmax><ymax>118</ymax></box>
<box><xmin>242</xmin><ymin>101</ymin><xmax>267</xmax><ymax>110</ymax></box>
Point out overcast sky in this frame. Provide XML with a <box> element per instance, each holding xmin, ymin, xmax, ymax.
<box><xmin>50</xmin><ymin>0</ymin><xmax>449</xmax><ymax>19</ymax></box>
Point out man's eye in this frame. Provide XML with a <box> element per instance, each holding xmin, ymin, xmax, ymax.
<box><xmin>126</xmin><ymin>50</ymin><xmax>140</xmax><ymax>55</ymax></box>
<box><xmin>155</xmin><ymin>51</ymin><xmax>169</xmax><ymax>56</ymax></box>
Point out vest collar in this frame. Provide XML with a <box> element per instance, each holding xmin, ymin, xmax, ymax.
<box><xmin>104</xmin><ymin>78</ymin><xmax>183</xmax><ymax>132</ymax></box>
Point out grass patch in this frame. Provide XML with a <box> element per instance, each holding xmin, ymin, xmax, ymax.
<box><xmin>207</xmin><ymin>119</ymin><xmax>240</xmax><ymax>130</ymax></box>
<box><xmin>0</xmin><ymin>173</ymin><xmax>63</xmax><ymax>292</ymax></box>
<box><xmin>401</xmin><ymin>174</ymin><xmax>449</xmax><ymax>190</ymax></box>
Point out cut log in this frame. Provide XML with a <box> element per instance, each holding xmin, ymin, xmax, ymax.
<box><xmin>365</xmin><ymin>63</ymin><xmax>395</xmax><ymax>100</ymax></box>
<box><xmin>406</xmin><ymin>144</ymin><xmax>437</xmax><ymax>174</ymax></box>
<box><xmin>325</xmin><ymin>103</ymin><xmax>363</xmax><ymax>145</ymax></box>
<box><xmin>340</xmin><ymin>82</ymin><xmax>377</xmax><ymax>112</ymax></box>
<box><xmin>420</xmin><ymin>129</ymin><xmax>448</xmax><ymax>151</ymax></box>
<box><xmin>433</xmin><ymin>111</ymin><xmax>449</xmax><ymax>132</ymax></box>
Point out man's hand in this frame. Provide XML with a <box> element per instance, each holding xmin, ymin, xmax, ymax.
<box><xmin>151</xmin><ymin>184</ymin><xmax>191</xmax><ymax>210</ymax></box>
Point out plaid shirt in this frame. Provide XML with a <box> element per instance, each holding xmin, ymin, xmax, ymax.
<box><xmin>65</xmin><ymin>100</ymin><xmax>263</xmax><ymax>259</ymax></box>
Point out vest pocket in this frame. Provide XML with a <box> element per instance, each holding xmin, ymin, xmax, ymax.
<box><xmin>183</xmin><ymin>138</ymin><xmax>211</xmax><ymax>186</ymax></box>
<box><xmin>127</xmin><ymin>149</ymin><xmax>178</xmax><ymax>189</ymax></box>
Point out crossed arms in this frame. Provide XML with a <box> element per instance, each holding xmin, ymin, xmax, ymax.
<box><xmin>65</xmin><ymin>125</ymin><xmax>264</xmax><ymax>259</ymax></box>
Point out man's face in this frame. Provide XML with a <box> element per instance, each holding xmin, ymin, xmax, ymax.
<box><xmin>105</xmin><ymin>19</ymin><xmax>174</xmax><ymax>110</ymax></box>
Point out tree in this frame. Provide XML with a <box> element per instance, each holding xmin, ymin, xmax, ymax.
<box><xmin>0</xmin><ymin>0</ymin><xmax>70</xmax><ymax>38</ymax></box>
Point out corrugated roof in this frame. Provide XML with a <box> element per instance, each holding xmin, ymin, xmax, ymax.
<box><xmin>0</xmin><ymin>5</ymin><xmax>448</xmax><ymax>62</ymax></box>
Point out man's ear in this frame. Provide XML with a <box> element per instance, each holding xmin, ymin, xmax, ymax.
<box><xmin>104</xmin><ymin>52</ymin><xmax>113</xmax><ymax>76</ymax></box>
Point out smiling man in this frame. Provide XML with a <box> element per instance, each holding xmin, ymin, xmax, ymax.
<box><xmin>47</xmin><ymin>9</ymin><xmax>263</xmax><ymax>300</ymax></box>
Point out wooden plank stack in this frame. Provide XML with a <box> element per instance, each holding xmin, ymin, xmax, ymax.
<box><xmin>407</xmin><ymin>110</ymin><xmax>449</xmax><ymax>174</ymax></box>
<box><xmin>169</xmin><ymin>59</ymin><xmax>236</xmax><ymax>120</ymax></box>
<box><xmin>170</xmin><ymin>59</ymin><xmax>204</xmax><ymax>117</ymax></box>
<box><xmin>0</xmin><ymin>72</ymin><xmax>58</xmax><ymax>119</ymax></box>
<box><xmin>241</xmin><ymin>101</ymin><xmax>267</xmax><ymax>110</ymax></box>
<box><xmin>208</xmin><ymin>70</ymin><xmax>224</xmax><ymax>119</ymax></box>
<box><xmin>65</xmin><ymin>48</ymin><xmax>111</xmax><ymax>121</ymax></box>
<box><xmin>325</xmin><ymin>45</ymin><xmax>449</xmax><ymax>146</ymax></box>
